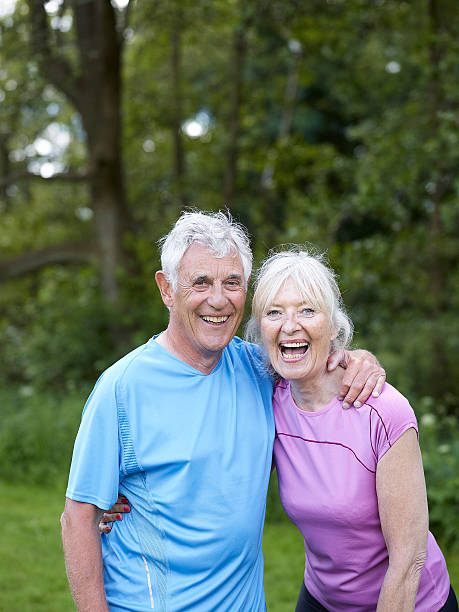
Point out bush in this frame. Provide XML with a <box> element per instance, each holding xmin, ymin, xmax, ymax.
<box><xmin>0</xmin><ymin>388</ymin><xmax>84</xmax><ymax>485</ymax></box>
<box><xmin>417</xmin><ymin>397</ymin><xmax>459</xmax><ymax>549</ymax></box>
<box><xmin>0</xmin><ymin>265</ymin><xmax>168</xmax><ymax>392</ymax></box>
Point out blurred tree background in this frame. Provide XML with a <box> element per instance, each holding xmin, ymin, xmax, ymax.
<box><xmin>0</xmin><ymin>0</ymin><xmax>458</xmax><ymax>552</ymax></box>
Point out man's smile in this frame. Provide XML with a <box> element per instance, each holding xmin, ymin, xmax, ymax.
<box><xmin>200</xmin><ymin>315</ymin><xmax>230</xmax><ymax>325</ymax></box>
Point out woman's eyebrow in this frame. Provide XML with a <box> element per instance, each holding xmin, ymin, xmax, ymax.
<box><xmin>267</xmin><ymin>300</ymin><xmax>312</xmax><ymax>308</ymax></box>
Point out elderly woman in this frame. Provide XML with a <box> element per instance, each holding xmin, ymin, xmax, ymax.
<box><xmin>246</xmin><ymin>247</ymin><xmax>457</xmax><ymax>612</ymax></box>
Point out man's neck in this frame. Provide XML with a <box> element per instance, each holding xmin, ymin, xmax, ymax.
<box><xmin>155</xmin><ymin>330</ymin><xmax>223</xmax><ymax>375</ymax></box>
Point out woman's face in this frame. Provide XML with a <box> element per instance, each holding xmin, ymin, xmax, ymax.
<box><xmin>259</xmin><ymin>277</ymin><xmax>336</xmax><ymax>383</ymax></box>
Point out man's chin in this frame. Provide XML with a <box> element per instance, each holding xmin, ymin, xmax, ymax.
<box><xmin>201</xmin><ymin>335</ymin><xmax>235</xmax><ymax>354</ymax></box>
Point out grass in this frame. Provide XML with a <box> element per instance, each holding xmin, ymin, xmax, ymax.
<box><xmin>0</xmin><ymin>482</ymin><xmax>73</xmax><ymax>612</ymax></box>
<box><xmin>1</xmin><ymin>481</ymin><xmax>457</xmax><ymax>612</ymax></box>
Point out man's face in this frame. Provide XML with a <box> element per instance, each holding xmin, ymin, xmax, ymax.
<box><xmin>164</xmin><ymin>243</ymin><xmax>247</xmax><ymax>368</ymax></box>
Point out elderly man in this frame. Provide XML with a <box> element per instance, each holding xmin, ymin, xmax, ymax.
<box><xmin>61</xmin><ymin>210</ymin><xmax>384</xmax><ymax>612</ymax></box>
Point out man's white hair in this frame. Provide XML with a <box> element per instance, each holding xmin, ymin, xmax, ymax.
<box><xmin>246</xmin><ymin>245</ymin><xmax>353</xmax><ymax>353</ymax></box>
<box><xmin>158</xmin><ymin>209</ymin><xmax>253</xmax><ymax>290</ymax></box>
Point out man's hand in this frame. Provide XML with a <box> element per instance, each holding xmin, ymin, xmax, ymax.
<box><xmin>327</xmin><ymin>349</ymin><xmax>386</xmax><ymax>409</ymax></box>
<box><xmin>99</xmin><ymin>495</ymin><xmax>130</xmax><ymax>533</ymax></box>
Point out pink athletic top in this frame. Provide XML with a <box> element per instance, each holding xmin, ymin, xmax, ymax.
<box><xmin>273</xmin><ymin>381</ymin><xmax>450</xmax><ymax>611</ymax></box>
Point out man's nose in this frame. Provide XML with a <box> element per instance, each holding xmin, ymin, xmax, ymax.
<box><xmin>207</xmin><ymin>284</ymin><xmax>228</xmax><ymax>309</ymax></box>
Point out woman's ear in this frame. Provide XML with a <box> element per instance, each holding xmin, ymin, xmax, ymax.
<box><xmin>155</xmin><ymin>271</ymin><xmax>174</xmax><ymax>309</ymax></box>
<box><xmin>329</xmin><ymin>318</ymin><xmax>339</xmax><ymax>342</ymax></box>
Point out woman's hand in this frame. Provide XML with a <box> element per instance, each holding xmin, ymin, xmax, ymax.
<box><xmin>327</xmin><ymin>349</ymin><xmax>386</xmax><ymax>409</ymax></box>
<box><xmin>99</xmin><ymin>495</ymin><xmax>131</xmax><ymax>533</ymax></box>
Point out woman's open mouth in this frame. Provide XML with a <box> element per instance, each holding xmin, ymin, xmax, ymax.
<box><xmin>279</xmin><ymin>341</ymin><xmax>309</xmax><ymax>360</ymax></box>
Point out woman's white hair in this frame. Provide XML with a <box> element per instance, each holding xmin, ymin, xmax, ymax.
<box><xmin>246</xmin><ymin>245</ymin><xmax>353</xmax><ymax>353</ymax></box>
<box><xmin>158</xmin><ymin>209</ymin><xmax>252</xmax><ymax>290</ymax></box>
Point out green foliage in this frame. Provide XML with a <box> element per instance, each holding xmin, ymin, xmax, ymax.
<box><xmin>0</xmin><ymin>2</ymin><xmax>458</xmax><ymax>412</ymax></box>
<box><xmin>417</xmin><ymin>397</ymin><xmax>459</xmax><ymax>549</ymax></box>
<box><xmin>0</xmin><ymin>260</ymin><xmax>168</xmax><ymax>389</ymax></box>
<box><xmin>0</xmin><ymin>389</ymin><xmax>83</xmax><ymax>484</ymax></box>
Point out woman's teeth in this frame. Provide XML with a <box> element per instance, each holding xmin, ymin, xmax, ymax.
<box><xmin>279</xmin><ymin>341</ymin><xmax>309</xmax><ymax>359</ymax></box>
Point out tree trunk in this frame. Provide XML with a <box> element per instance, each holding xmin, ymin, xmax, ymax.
<box><xmin>25</xmin><ymin>0</ymin><xmax>131</xmax><ymax>303</ymax></box>
<box><xmin>223</xmin><ymin>18</ymin><xmax>247</xmax><ymax>205</ymax></box>
<box><xmin>170</xmin><ymin>1</ymin><xmax>187</xmax><ymax>209</ymax></box>
<box><xmin>259</xmin><ymin>38</ymin><xmax>302</xmax><ymax>244</ymax></box>
<box><xmin>0</xmin><ymin>133</ymin><xmax>11</xmax><ymax>205</ymax></box>
<box><xmin>73</xmin><ymin>0</ymin><xmax>130</xmax><ymax>303</ymax></box>
<box><xmin>426</xmin><ymin>0</ymin><xmax>451</xmax><ymax>399</ymax></box>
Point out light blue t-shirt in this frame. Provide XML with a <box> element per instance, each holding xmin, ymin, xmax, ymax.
<box><xmin>66</xmin><ymin>336</ymin><xmax>275</xmax><ymax>612</ymax></box>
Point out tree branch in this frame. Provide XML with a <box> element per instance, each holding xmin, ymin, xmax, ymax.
<box><xmin>0</xmin><ymin>170</ymin><xmax>93</xmax><ymax>189</ymax></box>
<box><xmin>0</xmin><ymin>243</ymin><xmax>98</xmax><ymax>282</ymax></box>
<box><xmin>28</xmin><ymin>0</ymin><xmax>81</xmax><ymax>110</ymax></box>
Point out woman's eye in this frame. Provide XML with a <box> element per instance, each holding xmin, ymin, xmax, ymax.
<box><xmin>300</xmin><ymin>308</ymin><xmax>315</xmax><ymax>316</ymax></box>
<box><xmin>266</xmin><ymin>310</ymin><xmax>281</xmax><ymax>318</ymax></box>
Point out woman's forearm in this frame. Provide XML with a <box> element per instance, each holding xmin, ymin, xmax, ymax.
<box><xmin>376</xmin><ymin>555</ymin><xmax>426</xmax><ymax>612</ymax></box>
<box><xmin>376</xmin><ymin>428</ymin><xmax>428</xmax><ymax>612</ymax></box>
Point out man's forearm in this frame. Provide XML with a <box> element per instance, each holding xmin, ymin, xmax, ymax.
<box><xmin>61</xmin><ymin>499</ymin><xmax>109</xmax><ymax>612</ymax></box>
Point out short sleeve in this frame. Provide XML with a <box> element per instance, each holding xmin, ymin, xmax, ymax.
<box><xmin>240</xmin><ymin>339</ymin><xmax>274</xmax><ymax>389</ymax></box>
<box><xmin>368</xmin><ymin>384</ymin><xmax>418</xmax><ymax>463</ymax></box>
<box><xmin>66</xmin><ymin>371</ymin><xmax>121</xmax><ymax>510</ymax></box>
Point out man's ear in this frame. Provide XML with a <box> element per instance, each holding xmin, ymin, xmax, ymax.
<box><xmin>155</xmin><ymin>271</ymin><xmax>174</xmax><ymax>309</ymax></box>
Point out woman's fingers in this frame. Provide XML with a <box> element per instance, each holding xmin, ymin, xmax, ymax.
<box><xmin>98</xmin><ymin>499</ymin><xmax>131</xmax><ymax>533</ymax></box>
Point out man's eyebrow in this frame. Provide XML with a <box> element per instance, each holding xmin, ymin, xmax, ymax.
<box><xmin>191</xmin><ymin>273</ymin><xmax>243</xmax><ymax>283</ymax></box>
<box><xmin>192</xmin><ymin>274</ymin><xmax>210</xmax><ymax>283</ymax></box>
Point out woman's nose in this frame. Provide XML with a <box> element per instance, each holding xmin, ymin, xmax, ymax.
<box><xmin>282</xmin><ymin>313</ymin><xmax>301</xmax><ymax>334</ymax></box>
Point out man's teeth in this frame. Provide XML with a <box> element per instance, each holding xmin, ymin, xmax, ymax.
<box><xmin>201</xmin><ymin>315</ymin><xmax>229</xmax><ymax>323</ymax></box>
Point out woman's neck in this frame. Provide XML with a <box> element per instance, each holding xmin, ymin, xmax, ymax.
<box><xmin>289</xmin><ymin>366</ymin><xmax>344</xmax><ymax>413</ymax></box>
